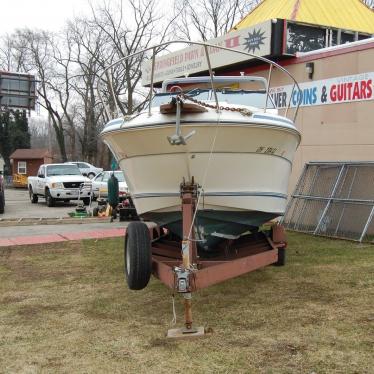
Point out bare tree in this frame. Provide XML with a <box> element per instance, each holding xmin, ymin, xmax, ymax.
<box><xmin>0</xmin><ymin>0</ymin><xmax>177</xmax><ymax>166</ymax></box>
<box><xmin>0</xmin><ymin>34</ymin><xmax>28</xmax><ymax>71</ymax></box>
<box><xmin>174</xmin><ymin>0</ymin><xmax>262</xmax><ymax>41</ymax></box>
<box><xmin>67</xmin><ymin>17</ymin><xmax>109</xmax><ymax>163</ymax></box>
<box><xmin>48</xmin><ymin>29</ymin><xmax>82</xmax><ymax>161</ymax></box>
<box><xmin>13</xmin><ymin>30</ymin><xmax>70</xmax><ymax>161</ymax></box>
<box><xmin>89</xmin><ymin>0</ymin><xmax>176</xmax><ymax>116</ymax></box>
<box><xmin>29</xmin><ymin>116</ymin><xmax>50</xmax><ymax>149</ymax></box>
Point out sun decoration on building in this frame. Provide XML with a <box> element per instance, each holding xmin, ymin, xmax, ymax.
<box><xmin>243</xmin><ymin>28</ymin><xmax>266</xmax><ymax>53</ymax></box>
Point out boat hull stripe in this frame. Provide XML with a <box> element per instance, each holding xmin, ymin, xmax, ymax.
<box><xmin>102</xmin><ymin>120</ymin><xmax>300</xmax><ymax>139</ymax></box>
<box><xmin>118</xmin><ymin>151</ymin><xmax>292</xmax><ymax>165</ymax></box>
<box><xmin>252</xmin><ymin>114</ymin><xmax>294</xmax><ymax>125</ymax></box>
<box><xmin>132</xmin><ymin>192</ymin><xmax>287</xmax><ymax>199</ymax></box>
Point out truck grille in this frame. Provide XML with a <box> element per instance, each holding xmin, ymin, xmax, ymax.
<box><xmin>63</xmin><ymin>182</ymin><xmax>83</xmax><ymax>189</ymax></box>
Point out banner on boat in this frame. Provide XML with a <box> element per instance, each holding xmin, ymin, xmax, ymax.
<box><xmin>269</xmin><ymin>72</ymin><xmax>374</xmax><ymax>108</ymax></box>
<box><xmin>141</xmin><ymin>20</ymin><xmax>272</xmax><ymax>86</ymax></box>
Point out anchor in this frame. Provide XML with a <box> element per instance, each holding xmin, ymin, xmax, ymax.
<box><xmin>167</xmin><ymin>97</ymin><xmax>196</xmax><ymax>146</ymax></box>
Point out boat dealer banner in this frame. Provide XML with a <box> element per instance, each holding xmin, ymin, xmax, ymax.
<box><xmin>142</xmin><ymin>21</ymin><xmax>272</xmax><ymax>86</ymax></box>
<box><xmin>269</xmin><ymin>72</ymin><xmax>374</xmax><ymax>108</ymax></box>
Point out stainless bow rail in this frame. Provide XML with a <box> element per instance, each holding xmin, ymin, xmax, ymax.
<box><xmin>97</xmin><ymin>40</ymin><xmax>302</xmax><ymax>122</ymax></box>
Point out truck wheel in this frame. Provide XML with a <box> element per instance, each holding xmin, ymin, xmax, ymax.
<box><xmin>88</xmin><ymin>172</ymin><xmax>95</xmax><ymax>179</ymax></box>
<box><xmin>29</xmin><ymin>187</ymin><xmax>38</xmax><ymax>203</ymax></box>
<box><xmin>0</xmin><ymin>192</ymin><xmax>4</xmax><ymax>214</ymax></box>
<box><xmin>45</xmin><ymin>189</ymin><xmax>55</xmax><ymax>207</ymax></box>
<box><xmin>124</xmin><ymin>222</ymin><xmax>151</xmax><ymax>290</ymax></box>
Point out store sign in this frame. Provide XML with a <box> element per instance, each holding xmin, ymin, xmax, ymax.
<box><xmin>142</xmin><ymin>20</ymin><xmax>272</xmax><ymax>85</ymax></box>
<box><xmin>269</xmin><ymin>72</ymin><xmax>374</xmax><ymax>108</ymax></box>
<box><xmin>0</xmin><ymin>72</ymin><xmax>36</xmax><ymax>110</ymax></box>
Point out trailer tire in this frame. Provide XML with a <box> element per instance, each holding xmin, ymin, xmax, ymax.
<box><xmin>124</xmin><ymin>221</ymin><xmax>151</xmax><ymax>290</ymax></box>
<box><xmin>45</xmin><ymin>189</ymin><xmax>55</xmax><ymax>207</ymax></box>
<box><xmin>29</xmin><ymin>187</ymin><xmax>38</xmax><ymax>203</ymax></box>
<box><xmin>274</xmin><ymin>247</ymin><xmax>286</xmax><ymax>266</ymax></box>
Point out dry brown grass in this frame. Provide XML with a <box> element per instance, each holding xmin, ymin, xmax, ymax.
<box><xmin>0</xmin><ymin>233</ymin><xmax>373</xmax><ymax>373</ymax></box>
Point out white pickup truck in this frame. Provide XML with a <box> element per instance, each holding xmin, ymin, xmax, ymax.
<box><xmin>28</xmin><ymin>163</ymin><xmax>92</xmax><ymax>207</ymax></box>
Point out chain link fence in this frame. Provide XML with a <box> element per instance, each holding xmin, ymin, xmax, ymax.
<box><xmin>283</xmin><ymin>162</ymin><xmax>374</xmax><ymax>242</ymax></box>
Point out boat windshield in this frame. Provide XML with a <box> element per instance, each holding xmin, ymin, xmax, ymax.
<box><xmin>151</xmin><ymin>88</ymin><xmax>275</xmax><ymax>109</ymax></box>
<box><xmin>215</xmin><ymin>89</ymin><xmax>275</xmax><ymax>109</ymax></box>
<box><xmin>151</xmin><ymin>89</ymin><xmax>210</xmax><ymax>107</ymax></box>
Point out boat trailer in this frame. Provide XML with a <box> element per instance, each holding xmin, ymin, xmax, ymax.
<box><xmin>125</xmin><ymin>180</ymin><xmax>287</xmax><ymax>338</ymax></box>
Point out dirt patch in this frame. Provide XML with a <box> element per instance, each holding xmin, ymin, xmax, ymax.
<box><xmin>17</xmin><ymin>304</ymin><xmax>62</xmax><ymax>317</ymax></box>
<box><xmin>1</xmin><ymin>293</ymin><xmax>28</xmax><ymax>304</ymax></box>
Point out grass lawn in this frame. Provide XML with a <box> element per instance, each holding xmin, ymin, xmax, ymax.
<box><xmin>0</xmin><ymin>232</ymin><xmax>373</xmax><ymax>373</ymax></box>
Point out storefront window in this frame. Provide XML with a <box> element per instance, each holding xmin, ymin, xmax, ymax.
<box><xmin>331</xmin><ymin>30</ymin><xmax>338</xmax><ymax>46</ymax></box>
<box><xmin>341</xmin><ymin>32</ymin><xmax>355</xmax><ymax>44</ymax></box>
<box><xmin>286</xmin><ymin>23</ymin><xmax>326</xmax><ymax>54</ymax></box>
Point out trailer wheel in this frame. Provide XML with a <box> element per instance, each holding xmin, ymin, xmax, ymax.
<box><xmin>274</xmin><ymin>247</ymin><xmax>286</xmax><ymax>266</ymax></box>
<box><xmin>124</xmin><ymin>221</ymin><xmax>151</xmax><ymax>290</ymax></box>
<box><xmin>29</xmin><ymin>187</ymin><xmax>38</xmax><ymax>203</ymax></box>
<box><xmin>45</xmin><ymin>189</ymin><xmax>55</xmax><ymax>207</ymax></box>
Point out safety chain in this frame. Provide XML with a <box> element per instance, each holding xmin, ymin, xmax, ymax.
<box><xmin>179</xmin><ymin>92</ymin><xmax>253</xmax><ymax>116</ymax></box>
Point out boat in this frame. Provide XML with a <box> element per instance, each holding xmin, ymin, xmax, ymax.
<box><xmin>99</xmin><ymin>41</ymin><xmax>302</xmax><ymax>335</ymax></box>
<box><xmin>100</xmin><ymin>43</ymin><xmax>301</xmax><ymax>254</ymax></box>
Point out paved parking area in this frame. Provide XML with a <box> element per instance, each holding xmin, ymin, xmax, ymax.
<box><xmin>1</xmin><ymin>187</ymin><xmax>99</xmax><ymax>219</ymax></box>
<box><xmin>0</xmin><ymin>188</ymin><xmax>136</xmax><ymax>246</ymax></box>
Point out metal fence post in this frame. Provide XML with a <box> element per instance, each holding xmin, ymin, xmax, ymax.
<box><xmin>334</xmin><ymin>166</ymin><xmax>357</xmax><ymax>236</ymax></box>
<box><xmin>295</xmin><ymin>165</ymin><xmax>320</xmax><ymax>232</ymax></box>
<box><xmin>359</xmin><ymin>205</ymin><xmax>374</xmax><ymax>242</ymax></box>
<box><xmin>314</xmin><ymin>165</ymin><xmax>346</xmax><ymax>235</ymax></box>
<box><xmin>281</xmin><ymin>162</ymin><xmax>308</xmax><ymax>227</ymax></box>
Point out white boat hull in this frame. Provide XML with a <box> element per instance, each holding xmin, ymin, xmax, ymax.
<box><xmin>101</xmin><ymin>110</ymin><xmax>300</xmax><ymax>219</ymax></box>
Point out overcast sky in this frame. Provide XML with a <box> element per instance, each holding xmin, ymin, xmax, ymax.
<box><xmin>0</xmin><ymin>0</ymin><xmax>94</xmax><ymax>35</ymax></box>
<box><xmin>0</xmin><ymin>0</ymin><xmax>122</xmax><ymax>35</ymax></box>
<box><xmin>0</xmin><ymin>0</ymin><xmax>172</xmax><ymax>36</ymax></box>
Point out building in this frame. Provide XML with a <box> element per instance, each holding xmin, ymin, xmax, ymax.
<box><xmin>229</xmin><ymin>0</ymin><xmax>374</xmax><ymax>191</ymax></box>
<box><xmin>143</xmin><ymin>0</ymin><xmax>374</xmax><ymax>193</ymax></box>
<box><xmin>9</xmin><ymin>148</ymin><xmax>53</xmax><ymax>187</ymax></box>
<box><xmin>222</xmin><ymin>38</ymin><xmax>374</xmax><ymax>190</ymax></box>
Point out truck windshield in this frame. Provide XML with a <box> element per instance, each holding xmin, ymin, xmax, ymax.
<box><xmin>46</xmin><ymin>165</ymin><xmax>81</xmax><ymax>176</ymax></box>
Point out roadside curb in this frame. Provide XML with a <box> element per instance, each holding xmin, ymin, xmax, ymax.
<box><xmin>0</xmin><ymin>228</ymin><xmax>125</xmax><ymax>247</ymax></box>
<box><xmin>0</xmin><ymin>216</ymin><xmax>111</xmax><ymax>227</ymax></box>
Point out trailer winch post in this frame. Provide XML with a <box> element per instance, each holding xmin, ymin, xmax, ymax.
<box><xmin>167</xmin><ymin>178</ymin><xmax>204</xmax><ymax>338</ymax></box>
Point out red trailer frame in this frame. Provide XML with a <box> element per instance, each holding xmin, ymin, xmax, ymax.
<box><xmin>148</xmin><ymin>180</ymin><xmax>287</xmax><ymax>336</ymax></box>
